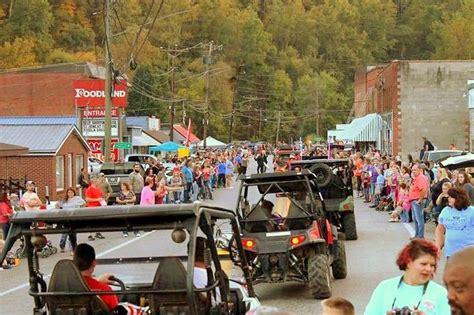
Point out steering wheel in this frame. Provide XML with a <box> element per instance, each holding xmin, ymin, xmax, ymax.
<box><xmin>109</xmin><ymin>276</ymin><xmax>126</xmax><ymax>292</ymax></box>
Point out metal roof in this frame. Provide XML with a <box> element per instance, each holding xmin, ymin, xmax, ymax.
<box><xmin>0</xmin><ymin>116</ymin><xmax>78</xmax><ymax>126</ymax></box>
<box><xmin>0</xmin><ymin>62</ymin><xmax>106</xmax><ymax>79</ymax></box>
<box><xmin>132</xmin><ymin>132</ymin><xmax>161</xmax><ymax>147</ymax></box>
<box><xmin>0</xmin><ymin>125</ymin><xmax>83</xmax><ymax>154</ymax></box>
<box><xmin>126</xmin><ymin>116</ymin><xmax>149</xmax><ymax>130</ymax></box>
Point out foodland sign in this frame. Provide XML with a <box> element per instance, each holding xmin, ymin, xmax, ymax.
<box><xmin>73</xmin><ymin>80</ymin><xmax>127</xmax><ymax>107</ymax></box>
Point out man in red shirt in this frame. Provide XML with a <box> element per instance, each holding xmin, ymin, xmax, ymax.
<box><xmin>73</xmin><ymin>243</ymin><xmax>118</xmax><ymax>311</ymax></box>
<box><xmin>408</xmin><ymin>164</ymin><xmax>429</xmax><ymax>239</ymax></box>
<box><xmin>85</xmin><ymin>176</ymin><xmax>105</xmax><ymax>241</ymax></box>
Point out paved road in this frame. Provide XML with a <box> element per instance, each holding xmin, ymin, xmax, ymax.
<box><xmin>0</xmin><ymin>158</ymin><xmax>446</xmax><ymax>314</ymax></box>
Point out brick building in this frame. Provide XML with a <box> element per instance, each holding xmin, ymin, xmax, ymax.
<box><xmin>0</xmin><ymin>118</ymin><xmax>89</xmax><ymax>201</ymax></box>
<box><xmin>349</xmin><ymin>60</ymin><xmax>474</xmax><ymax>157</ymax></box>
<box><xmin>0</xmin><ymin>63</ymin><xmax>128</xmax><ymax>160</ymax></box>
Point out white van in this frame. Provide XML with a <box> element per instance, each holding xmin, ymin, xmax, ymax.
<box><xmin>124</xmin><ymin>154</ymin><xmax>158</xmax><ymax>169</ymax></box>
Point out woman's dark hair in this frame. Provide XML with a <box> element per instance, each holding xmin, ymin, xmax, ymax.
<box><xmin>447</xmin><ymin>187</ymin><xmax>470</xmax><ymax>210</ymax></box>
<box><xmin>63</xmin><ymin>188</ymin><xmax>77</xmax><ymax>202</ymax></box>
<box><xmin>407</xmin><ymin>154</ymin><xmax>413</xmax><ymax>164</ymax></box>
<box><xmin>145</xmin><ymin>168</ymin><xmax>154</xmax><ymax>176</ymax></box>
<box><xmin>402</xmin><ymin>166</ymin><xmax>410</xmax><ymax>175</ymax></box>
<box><xmin>0</xmin><ymin>192</ymin><xmax>11</xmax><ymax>206</ymax></box>
<box><xmin>396</xmin><ymin>239</ymin><xmax>439</xmax><ymax>271</ymax></box>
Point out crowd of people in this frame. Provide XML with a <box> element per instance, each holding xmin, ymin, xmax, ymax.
<box><xmin>351</xmin><ymin>149</ymin><xmax>474</xmax><ymax>248</ymax></box>
<box><xmin>2</xmin><ymin>140</ymin><xmax>474</xmax><ymax>314</ymax></box>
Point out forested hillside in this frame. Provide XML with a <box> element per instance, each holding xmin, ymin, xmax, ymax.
<box><xmin>1</xmin><ymin>0</ymin><xmax>473</xmax><ymax>142</ymax></box>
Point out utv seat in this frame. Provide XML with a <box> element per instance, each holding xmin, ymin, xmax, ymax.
<box><xmin>244</xmin><ymin>205</ymin><xmax>275</xmax><ymax>233</ymax></box>
<box><xmin>149</xmin><ymin>257</ymin><xmax>189</xmax><ymax>314</ymax></box>
<box><xmin>46</xmin><ymin>259</ymin><xmax>110</xmax><ymax>315</ymax></box>
<box><xmin>285</xmin><ymin>202</ymin><xmax>312</xmax><ymax>230</ymax></box>
<box><xmin>149</xmin><ymin>257</ymin><xmax>208</xmax><ymax>315</ymax></box>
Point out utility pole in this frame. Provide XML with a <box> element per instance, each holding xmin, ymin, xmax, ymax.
<box><xmin>203</xmin><ymin>43</ymin><xmax>211</xmax><ymax>148</ymax></box>
<box><xmin>275</xmin><ymin>110</ymin><xmax>281</xmax><ymax>145</ymax></box>
<box><xmin>228</xmin><ymin>76</ymin><xmax>237</xmax><ymax>144</ymax></box>
<box><xmin>103</xmin><ymin>0</ymin><xmax>113</xmax><ymax>162</ymax></box>
<box><xmin>202</xmin><ymin>41</ymin><xmax>222</xmax><ymax>148</ymax></box>
<box><xmin>161</xmin><ymin>43</ymin><xmax>202</xmax><ymax>142</ymax></box>
<box><xmin>315</xmin><ymin>88</ymin><xmax>320</xmax><ymax>139</ymax></box>
<box><xmin>258</xmin><ymin>108</ymin><xmax>263</xmax><ymax>140</ymax></box>
<box><xmin>170</xmin><ymin>49</ymin><xmax>176</xmax><ymax>142</ymax></box>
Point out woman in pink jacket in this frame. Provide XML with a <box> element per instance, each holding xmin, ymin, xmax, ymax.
<box><xmin>0</xmin><ymin>192</ymin><xmax>14</xmax><ymax>240</ymax></box>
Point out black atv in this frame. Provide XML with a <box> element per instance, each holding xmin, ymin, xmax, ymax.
<box><xmin>234</xmin><ymin>170</ymin><xmax>347</xmax><ymax>299</ymax></box>
<box><xmin>290</xmin><ymin>158</ymin><xmax>358</xmax><ymax>240</ymax></box>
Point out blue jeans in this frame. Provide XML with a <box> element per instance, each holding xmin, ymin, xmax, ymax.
<box><xmin>411</xmin><ymin>200</ymin><xmax>425</xmax><ymax>237</ymax></box>
<box><xmin>400</xmin><ymin>210</ymin><xmax>409</xmax><ymax>222</ymax></box>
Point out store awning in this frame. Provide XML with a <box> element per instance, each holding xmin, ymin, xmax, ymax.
<box><xmin>132</xmin><ymin>133</ymin><xmax>161</xmax><ymax>147</ymax></box>
<box><xmin>338</xmin><ymin>113</ymin><xmax>382</xmax><ymax>142</ymax></box>
<box><xmin>149</xmin><ymin>141</ymin><xmax>185</xmax><ymax>153</ymax></box>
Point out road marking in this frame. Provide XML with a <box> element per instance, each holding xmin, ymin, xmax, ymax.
<box><xmin>402</xmin><ymin>222</ymin><xmax>415</xmax><ymax>237</ymax></box>
<box><xmin>0</xmin><ymin>282</ymin><xmax>32</xmax><ymax>297</ymax></box>
<box><xmin>0</xmin><ymin>231</ymin><xmax>154</xmax><ymax>297</ymax></box>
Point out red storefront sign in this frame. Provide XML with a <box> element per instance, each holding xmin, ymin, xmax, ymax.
<box><xmin>74</xmin><ymin>80</ymin><xmax>127</xmax><ymax>107</ymax></box>
<box><xmin>81</xmin><ymin>108</ymin><xmax>119</xmax><ymax>117</ymax></box>
<box><xmin>87</xmin><ymin>138</ymin><xmax>119</xmax><ymax>161</ymax></box>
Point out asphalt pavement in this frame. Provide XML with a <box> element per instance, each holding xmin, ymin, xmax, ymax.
<box><xmin>0</xmin><ymin>157</ymin><xmax>446</xmax><ymax>314</ymax></box>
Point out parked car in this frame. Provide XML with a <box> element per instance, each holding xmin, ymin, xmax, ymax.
<box><xmin>235</xmin><ymin>170</ymin><xmax>347</xmax><ymax>299</ymax></box>
<box><xmin>289</xmin><ymin>158</ymin><xmax>358</xmax><ymax>240</ymax></box>
<box><xmin>0</xmin><ymin>203</ymin><xmax>260</xmax><ymax>315</ymax></box>
<box><xmin>439</xmin><ymin>153</ymin><xmax>474</xmax><ymax>170</ymax></box>
<box><xmin>422</xmin><ymin>150</ymin><xmax>463</xmax><ymax>163</ymax></box>
<box><xmin>100</xmin><ymin>162</ymin><xmax>145</xmax><ymax>204</ymax></box>
<box><xmin>125</xmin><ymin>154</ymin><xmax>158</xmax><ymax>169</ymax></box>
<box><xmin>88</xmin><ymin>157</ymin><xmax>103</xmax><ymax>174</ymax></box>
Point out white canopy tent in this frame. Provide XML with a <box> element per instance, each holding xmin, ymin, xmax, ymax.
<box><xmin>196</xmin><ymin>136</ymin><xmax>226</xmax><ymax>149</ymax></box>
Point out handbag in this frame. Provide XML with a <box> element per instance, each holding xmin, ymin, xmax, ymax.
<box><xmin>374</xmin><ymin>185</ymin><xmax>381</xmax><ymax>195</ymax></box>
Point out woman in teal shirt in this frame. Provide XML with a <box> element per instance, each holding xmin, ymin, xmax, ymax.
<box><xmin>365</xmin><ymin>239</ymin><xmax>450</xmax><ymax>315</ymax></box>
<box><xmin>435</xmin><ymin>187</ymin><xmax>474</xmax><ymax>258</ymax></box>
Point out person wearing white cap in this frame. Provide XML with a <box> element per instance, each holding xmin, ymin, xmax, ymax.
<box><xmin>20</xmin><ymin>181</ymin><xmax>42</xmax><ymax>211</ymax></box>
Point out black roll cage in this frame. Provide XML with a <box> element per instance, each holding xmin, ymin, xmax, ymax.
<box><xmin>0</xmin><ymin>204</ymin><xmax>256</xmax><ymax>315</ymax></box>
<box><xmin>235</xmin><ymin>171</ymin><xmax>326</xmax><ymax>223</ymax></box>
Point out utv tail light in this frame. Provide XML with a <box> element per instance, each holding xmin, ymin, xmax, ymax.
<box><xmin>290</xmin><ymin>235</ymin><xmax>306</xmax><ymax>246</ymax></box>
<box><xmin>242</xmin><ymin>239</ymin><xmax>256</xmax><ymax>249</ymax></box>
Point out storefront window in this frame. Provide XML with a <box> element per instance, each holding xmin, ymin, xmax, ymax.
<box><xmin>56</xmin><ymin>156</ymin><xmax>64</xmax><ymax>190</ymax></box>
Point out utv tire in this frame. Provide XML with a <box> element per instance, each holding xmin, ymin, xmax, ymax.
<box><xmin>342</xmin><ymin>212</ymin><xmax>358</xmax><ymax>240</ymax></box>
<box><xmin>332</xmin><ymin>241</ymin><xmax>348</xmax><ymax>279</ymax></box>
<box><xmin>310</xmin><ymin>164</ymin><xmax>333</xmax><ymax>188</ymax></box>
<box><xmin>308</xmin><ymin>252</ymin><xmax>332</xmax><ymax>299</ymax></box>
